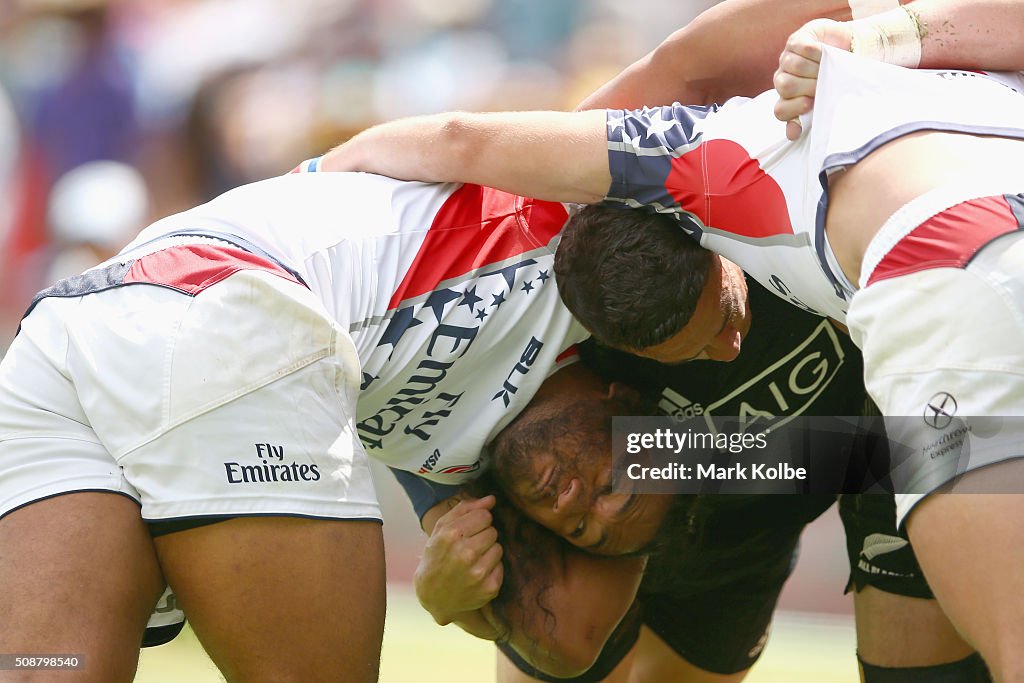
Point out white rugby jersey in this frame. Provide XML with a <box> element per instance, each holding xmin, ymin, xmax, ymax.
<box><xmin>606</xmin><ymin>47</ymin><xmax>1024</xmax><ymax>321</ymax></box>
<box><xmin>125</xmin><ymin>171</ymin><xmax>587</xmax><ymax>482</ymax></box>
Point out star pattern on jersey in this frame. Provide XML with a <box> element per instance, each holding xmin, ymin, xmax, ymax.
<box><xmin>610</xmin><ymin>106</ymin><xmax>710</xmax><ymax>156</ymax></box>
<box><xmin>644</xmin><ymin>114</ymin><xmax>678</xmax><ymax>140</ymax></box>
<box><xmin>622</xmin><ymin>131</ymin><xmax>643</xmax><ymax>151</ymax></box>
<box><xmin>376</xmin><ymin>306</ymin><xmax>422</xmax><ymax>349</ymax></box>
<box><xmin>425</xmin><ymin>288</ymin><xmax>463</xmax><ymax>322</ymax></box>
<box><xmin>485</xmin><ymin>260</ymin><xmax>537</xmax><ymax>290</ymax></box>
<box><xmin>372</xmin><ymin>258</ymin><xmax>551</xmax><ymax>367</ymax></box>
<box><xmin>359</xmin><ymin>257</ymin><xmax>561</xmax><ymax>451</ymax></box>
<box><xmin>459</xmin><ymin>286</ymin><xmax>482</xmax><ymax>313</ymax></box>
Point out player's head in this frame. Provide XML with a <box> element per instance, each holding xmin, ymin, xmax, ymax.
<box><xmin>554</xmin><ymin>204</ymin><xmax>751</xmax><ymax>363</ymax></box>
<box><xmin>488</xmin><ymin>364</ymin><xmax>674</xmax><ymax>556</ymax></box>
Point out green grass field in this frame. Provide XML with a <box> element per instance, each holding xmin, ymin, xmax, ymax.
<box><xmin>135</xmin><ymin>584</ymin><xmax>859</xmax><ymax>682</ymax></box>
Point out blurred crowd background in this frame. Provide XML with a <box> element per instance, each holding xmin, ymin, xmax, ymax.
<box><xmin>0</xmin><ymin>0</ymin><xmax>853</xmax><ymax>619</ymax></box>
<box><xmin>0</xmin><ymin>0</ymin><xmax>727</xmax><ymax>347</ymax></box>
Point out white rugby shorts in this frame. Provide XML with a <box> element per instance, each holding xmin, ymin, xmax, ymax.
<box><xmin>0</xmin><ymin>239</ymin><xmax>380</xmax><ymax>524</ymax></box>
<box><xmin>848</xmin><ymin>182</ymin><xmax>1024</xmax><ymax>526</ymax></box>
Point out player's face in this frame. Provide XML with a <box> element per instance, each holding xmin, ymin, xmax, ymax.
<box><xmin>504</xmin><ymin>438</ymin><xmax>674</xmax><ymax>556</ymax></box>
<box><xmin>632</xmin><ymin>256</ymin><xmax>751</xmax><ymax>364</ymax></box>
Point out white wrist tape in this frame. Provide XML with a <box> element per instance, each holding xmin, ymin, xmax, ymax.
<box><xmin>848</xmin><ymin>0</ymin><xmax>900</xmax><ymax>21</ymax></box>
<box><xmin>849</xmin><ymin>6</ymin><xmax>923</xmax><ymax>67</ymax></box>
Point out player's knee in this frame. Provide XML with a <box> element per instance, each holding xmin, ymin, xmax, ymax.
<box><xmin>860</xmin><ymin>652</ymin><xmax>992</xmax><ymax>683</ymax></box>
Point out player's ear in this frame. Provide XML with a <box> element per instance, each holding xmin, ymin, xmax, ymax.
<box><xmin>605</xmin><ymin>381</ymin><xmax>640</xmax><ymax>408</ymax></box>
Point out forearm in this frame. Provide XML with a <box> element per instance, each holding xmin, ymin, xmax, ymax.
<box><xmin>579</xmin><ymin>0</ymin><xmax>855</xmax><ymax>110</ymax></box>
<box><xmin>910</xmin><ymin>0</ymin><xmax>1024</xmax><ymax>69</ymax></box>
<box><xmin>321</xmin><ymin>112</ymin><xmax>466</xmax><ymax>181</ymax></box>
<box><xmin>417</xmin><ymin>498</ymin><xmax>641</xmax><ymax>677</ymax></box>
<box><xmin>324</xmin><ymin>109</ymin><xmax>610</xmax><ymax>204</ymax></box>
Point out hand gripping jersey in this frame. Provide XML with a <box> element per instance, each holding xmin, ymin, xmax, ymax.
<box><xmin>604</xmin><ymin>47</ymin><xmax>1024</xmax><ymax>322</ymax></box>
<box><xmin>123</xmin><ymin>169</ymin><xmax>587</xmax><ymax>483</ymax></box>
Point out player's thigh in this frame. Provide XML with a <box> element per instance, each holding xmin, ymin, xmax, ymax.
<box><xmin>853</xmin><ymin>587</ymin><xmax>973</xmax><ymax>667</ymax></box>
<box><xmin>0</xmin><ymin>323</ymin><xmax>164</xmax><ymax>682</ymax></box>
<box><xmin>840</xmin><ymin>494</ymin><xmax>974</xmax><ymax>667</ymax></box>
<box><xmin>0</xmin><ymin>492</ymin><xmax>165</xmax><ymax>683</ymax></box>
<box><xmin>629</xmin><ymin>627</ymin><xmax>748</xmax><ymax>683</ymax></box>
<box><xmin>154</xmin><ymin>515</ymin><xmax>385</xmax><ymax>683</ymax></box>
<box><xmin>905</xmin><ymin>466</ymin><xmax>1024</xmax><ymax>680</ymax></box>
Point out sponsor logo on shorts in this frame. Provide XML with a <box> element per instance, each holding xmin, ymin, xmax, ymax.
<box><xmin>223</xmin><ymin>443</ymin><xmax>322</xmax><ymax>484</ymax></box>
<box><xmin>921</xmin><ymin>423</ymin><xmax>973</xmax><ymax>461</ymax></box>
<box><xmin>857</xmin><ymin>533</ymin><xmax>915</xmax><ymax>578</ymax></box>
<box><xmin>923</xmin><ymin>392</ymin><xmax>957</xmax><ymax>429</ymax></box>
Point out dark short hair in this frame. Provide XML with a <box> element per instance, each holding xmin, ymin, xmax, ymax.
<box><xmin>554</xmin><ymin>204</ymin><xmax>711</xmax><ymax>350</ymax></box>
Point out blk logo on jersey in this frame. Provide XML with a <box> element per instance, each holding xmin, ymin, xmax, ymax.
<box><xmin>224</xmin><ymin>443</ymin><xmax>322</xmax><ymax>484</ymax></box>
<box><xmin>493</xmin><ymin>337</ymin><xmax>543</xmax><ymax>407</ymax></box>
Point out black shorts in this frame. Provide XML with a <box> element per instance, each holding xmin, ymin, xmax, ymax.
<box><xmin>503</xmin><ymin>493</ymin><xmax>932</xmax><ymax>682</ymax></box>
<box><xmin>841</xmin><ymin>493</ymin><xmax>933</xmax><ymax>600</ymax></box>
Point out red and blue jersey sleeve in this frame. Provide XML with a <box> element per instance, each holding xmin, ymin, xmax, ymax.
<box><xmin>605</xmin><ymin>104</ymin><xmax>715</xmax><ymax>225</ymax></box>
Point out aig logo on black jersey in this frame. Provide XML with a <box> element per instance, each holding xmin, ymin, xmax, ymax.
<box><xmin>702</xmin><ymin>320</ymin><xmax>846</xmax><ymax>432</ymax></box>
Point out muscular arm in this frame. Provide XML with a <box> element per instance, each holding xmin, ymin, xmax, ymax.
<box><xmin>416</xmin><ymin>494</ymin><xmax>645</xmax><ymax>678</ymax></box>
<box><xmin>776</xmin><ymin>0</ymin><xmax>1024</xmax><ymax>136</ymax></box>
<box><xmin>321</xmin><ymin>109</ymin><xmax>610</xmax><ymax>204</ymax></box>
<box><xmin>908</xmin><ymin>0</ymin><xmax>1024</xmax><ymax>68</ymax></box>
<box><xmin>323</xmin><ymin>0</ymin><xmax>865</xmax><ymax>195</ymax></box>
<box><xmin>578</xmin><ymin>0</ymin><xmax>857</xmax><ymax>109</ymax></box>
